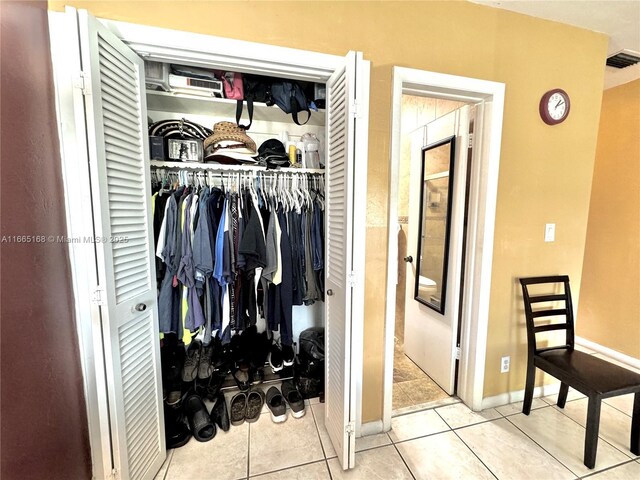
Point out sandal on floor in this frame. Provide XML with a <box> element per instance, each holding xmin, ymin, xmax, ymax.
<box><xmin>183</xmin><ymin>394</ymin><xmax>216</xmax><ymax>442</ymax></box>
<box><xmin>245</xmin><ymin>389</ymin><xmax>265</xmax><ymax>423</ymax></box>
<box><xmin>230</xmin><ymin>392</ymin><xmax>247</xmax><ymax>426</ymax></box>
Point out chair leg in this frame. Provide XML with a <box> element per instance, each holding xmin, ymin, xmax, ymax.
<box><xmin>631</xmin><ymin>392</ymin><xmax>640</xmax><ymax>456</ymax></box>
<box><xmin>557</xmin><ymin>383</ymin><xmax>569</xmax><ymax>409</ymax></box>
<box><xmin>522</xmin><ymin>360</ymin><xmax>536</xmax><ymax>415</ymax></box>
<box><xmin>584</xmin><ymin>396</ymin><xmax>601</xmax><ymax>469</ymax></box>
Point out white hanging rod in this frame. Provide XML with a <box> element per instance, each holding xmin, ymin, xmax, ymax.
<box><xmin>149</xmin><ymin>160</ymin><xmax>324</xmax><ymax>175</ymax></box>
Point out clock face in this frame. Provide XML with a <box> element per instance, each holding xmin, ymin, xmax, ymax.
<box><xmin>540</xmin><ymin>88</ymin><xmax>570</xmax><ymax>125</ymax></box>
<box><xmin>547</xmin><ymin>92</ymin><xmax>567</xmax><ymax>120</ymax></box>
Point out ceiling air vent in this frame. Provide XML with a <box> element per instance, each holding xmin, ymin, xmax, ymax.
<box><xmin>606</xmin><ymin>49</ymin><xmax>640</xmax><ymax>69</ymax></box>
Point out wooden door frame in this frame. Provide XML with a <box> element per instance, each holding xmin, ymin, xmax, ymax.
<box><xmin>383</xmin><ymin>67</ymin><xmax>505</xmax><ymax>429</ymax></box>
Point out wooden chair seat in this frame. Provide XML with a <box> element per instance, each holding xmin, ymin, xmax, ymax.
<box><xmin>536</xmin><ymin>349</ymin><xmax>640</xmax><ymax>398</ymax></box>
<box><xmin>520</xmin><ymin>275</ymin><xmax>640</xmax><ymax>469</ymax></box>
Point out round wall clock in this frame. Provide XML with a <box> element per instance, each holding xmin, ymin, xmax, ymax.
<box><xmin>539</xmin><ymin>88</ymin><xmax>570</xmax><ymax>125</ymax></box>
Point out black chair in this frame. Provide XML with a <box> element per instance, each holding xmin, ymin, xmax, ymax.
<box><xmin>519</xmin><ymin>275</ymin><xmax>640</xmax><ymax>469</ymax></box>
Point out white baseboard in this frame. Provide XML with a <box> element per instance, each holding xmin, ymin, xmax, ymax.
<box><xmin>575</xmin><ymin>336</ymin><xmax>640</xmax><ymax>370</ymax></box>
<box><xmin>481</xmin><ymin>383</ymin><xmax>560</xmax><ymax>410</ymax></box>
<box><xmin>359</xmin><ymin>420</ymin><xmax>384</xmax><ymax>437</ymax></box>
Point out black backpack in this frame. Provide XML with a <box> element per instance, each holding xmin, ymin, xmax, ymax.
<box><xmin>270</xmin><ymin>81</ymin><xmax>311</xmax><ymax>126</ymax></box>
<box><xmin>299</xmin><ymin>327</ymin><xmax>324</xmax><ymax>361</ymax></box>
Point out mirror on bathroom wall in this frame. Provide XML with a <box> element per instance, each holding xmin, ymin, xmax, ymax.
<box><xmin>414</xmin><ymin>135</ymin><xmax>456</xmax><ymax>313</ymax></box>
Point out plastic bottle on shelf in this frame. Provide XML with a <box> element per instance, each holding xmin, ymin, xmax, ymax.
<box><xmin>301</xmin><ymin>133</ymin><xmax>321</xmax><ymax>169</ymax></box>
<box><xmin>287</xmin><ymin>142</ymin><xmax>297</xmax><ymax>165</ymax></box>
<box><xmin>296</xmin><ymin>142</ymin><xmax>304</xmax><ymax>168</ymax></box>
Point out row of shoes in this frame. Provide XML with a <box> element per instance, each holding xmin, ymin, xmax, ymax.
<box><xmin>229</xmin><ymin>380</ymin><xmax>306</xmax><ymax>426</ymax></box>
<box><xmin>164</xmin><ymin>390</ymin><xmax>230</xmax><ymax>447</ymax></box>
<box><xmin>165</xmin><ymin>327</ymin><xmax>297</xmax><ymax>390</ymax></box>
<box><xmin>165</xmin><ymin>380</ymin><xmax>308</xmax><ymax>449</ymax></box>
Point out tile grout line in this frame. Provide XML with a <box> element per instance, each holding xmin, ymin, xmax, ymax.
<box><xmin>309</xmin><ymin>402</ymin><xmax>333</xmax><ymax>460</ymax></box>
<box><xmin>391</xmin><ymin>441</ymin><xmax>417</xmax><ymax>480</ymax></box>
<box><xmin>432</xmin><ymin>407</ymin><xmax>498</xmax><ymax>479</ymax></box>
<box><xmin>450</xmin><ymin>427</ymin><xmax>500</xmax><ymax>480</ymax></box>
<box><xmin>550</xmin><ymin>402</ymin><xmax>635</xmax><ymax>459</ymax></box>
<box><xmin>503</xmin><ymin>413</ymin><xmax>581</xmax><ymax>477</ymax></box>
<box><xmin>578</xmin><ymin>457</ymin><xmax>639</xmax><ymax>479</ymax></box>
<box><xmin>159</xmin><ymin>449</ymin><xmax>173</xmax><ymax>480</ymax></box>
<box><xmin>307</xmin><ymin>401</ymin><xmax>335</xmax><ymax>479</ymax></box>
<box><xmin>601</xmin><ymin>399</ymin><xmax>633</xmax><ymax>419</ymax></box>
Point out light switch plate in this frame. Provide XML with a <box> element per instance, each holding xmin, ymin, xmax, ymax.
<box><xmin>545</xmin><ymin>223</ymin><xmax>555</xmax><ymax>242</ymax></box>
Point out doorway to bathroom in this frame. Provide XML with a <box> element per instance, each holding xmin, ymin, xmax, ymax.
<box><xmin>393</xmin><ymin>97</ymin><xmax>473</xmax><ymax>415</ymax></box>
<box><xmin>382</xmin><ymin>68</ymin><xmax>505</xmax><ymax>429</ymax></box>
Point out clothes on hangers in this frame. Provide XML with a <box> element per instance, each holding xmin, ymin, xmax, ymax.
<box><xmin>150</xmin><ymin>169</ymin><xmax>325</xmax><ymax>348</ymax></box>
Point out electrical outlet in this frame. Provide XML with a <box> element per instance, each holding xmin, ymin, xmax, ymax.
<box><xmin>501</xmin><ymin>356</ymin><xmax>510</xmax><ymax>373</ymax></box>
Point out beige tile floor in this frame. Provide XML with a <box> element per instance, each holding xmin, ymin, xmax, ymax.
<box><xmin>392</xmin><ymin>343</ymin><xmax>450</xmax><ymax>411</ymax></box>
<box><xmin>157</xmin><ymin>354</ymin><xmax>640</xmax><ymax>480</ymax></box>
<box><xmin>156</xmin><ymin>390</ymin><xmax>640</xmax><ymax>480</ymax></box>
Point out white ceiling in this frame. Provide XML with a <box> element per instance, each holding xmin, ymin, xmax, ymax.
<box><xmin>470</xmin><ymin>1</ymin><xmax>640</xmax><ymax>89</ymax></box>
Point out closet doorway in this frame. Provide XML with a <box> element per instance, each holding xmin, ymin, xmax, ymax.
<box><xmin>383</xmin><ymin>68</ymin><xmax>505</xmax><ymax>429</ymax></box>
<box><xmin>49</xmin><ymin>8</ymin><xmax>369</xmax><ymax>479</ymax></box>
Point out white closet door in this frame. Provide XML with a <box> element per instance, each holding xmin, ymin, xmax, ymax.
<box><xmin>325</xmin><ymin>51</ymin><xmax>370</xmax><ymax>470</ymax></box>
<box><xmin>78</xmin><ymin>10</ymin><xmax>165</xmax><ymax>480</ymax></box>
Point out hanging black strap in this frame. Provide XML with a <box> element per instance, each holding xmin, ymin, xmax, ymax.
<box><xmin>290</xmin><ymin>92</ymin><xmax>310</xmax><ymax>126</ymax></box>
<box><xmin>236</xmin><ymin>99</ymin><xmax>254</xmax><ymax>130</ymax></box>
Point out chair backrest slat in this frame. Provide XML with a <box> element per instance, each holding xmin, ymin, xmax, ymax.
<box><xmin>536</xmin><ymin>345</ymin><xmax>571</xmax><ymax>353</ymax></box>
<box><xmin>529</xmin><ymin>294</ymin><xmax>565</xmax><ymax>303</ymax></box>
<box><xmin>519</xmin><ymin>275</ymin><xmax>575</xmax><ymax>354</ymax></box>
<box><xmin>531</xmin><ymin>308</ymin><xmax>567</xmax><ymax>318</ymax></box>
<box><xmin>534</xmin><ymin>323</ymin><xmax>568</xmax><ymax>333</ymax></box>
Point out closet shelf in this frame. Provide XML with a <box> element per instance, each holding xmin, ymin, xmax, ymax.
<box><xmin>146</xmin><ymin>90</ymin><xmax>326</xmax><ymax>127</ymax></box>
<box><xmin>149</xmin><ymin>160</ymin><xmax>325</xmax><ymax>174</ymax></box>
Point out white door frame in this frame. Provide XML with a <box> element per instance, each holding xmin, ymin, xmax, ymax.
<box><xmin>384</xmin><ymin>67</ymin><xmax>505</xmax><ymax>428</ymax></box>
<box><xmin>50</xmin><ymin>11</ymin><xmax>367</xmax><ymax>478</ymax></box>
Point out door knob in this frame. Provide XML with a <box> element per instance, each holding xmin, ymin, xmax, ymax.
<box><xmin>134</xmin><ymin>303</ymin><xmax>147</xmax><ymax>312</ymax></box>
<box><xmin>327</xmin><ymin>289</ymin><xmax>334</xmax><ymax>296</ymax></box>
<box><xmin>404</xmin><ymin>256</ymin><xmax>413</xmax><ymax>263</ymax></box>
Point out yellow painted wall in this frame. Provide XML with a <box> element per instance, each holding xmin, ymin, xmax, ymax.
<box><xmin>49</xmin><ymin>1</ymin><xmax>608</xmax><ymax>417</ymax></box>
<box><xmin>578</xmin><ymin>79</ymin><xmax>640</xmax><ymax>358</ymax></box>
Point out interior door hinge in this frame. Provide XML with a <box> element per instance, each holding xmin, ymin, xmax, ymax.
<box><xmin>347</xmin><ymin>271</ymin><xmax>357</xmax><ymax>288</ymax></box>
<box><xmin>468</xmin><ymin>133</ymin><xmax>474</xmax><ymax>149</ymax></box>
<box><xmin>350</xmin><ymin>102</ymin><xmax>359</xmax><ymax>118</ymax></box>
<box><xmin>74</xmin><ymin>71</ymin><xmax>91</xmax><ymax>96</ymax></box>
<box><xmin>455</xmin><ymin>346</ymin><xmax>461</xmax><ymax>360</ymax></box>
<box><xmin>345</xmin><ymin>421</ymin><xmax>356</xmax><ymax>436</ymax></box>
<box><xmin>91</xmin><ymin>287</ymin><xmax>105</xmax><ymax>305</ymax></box>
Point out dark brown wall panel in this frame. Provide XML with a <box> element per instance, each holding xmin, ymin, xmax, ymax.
<box><xmin>0</xmin><ymin>2</ymin><xmax>92</xmax><ymax>479</ymax></box>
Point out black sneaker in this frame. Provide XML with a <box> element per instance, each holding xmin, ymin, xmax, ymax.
<box><xmin>282</xmin><ymin>344</ymin><xmax>295</xmax><ymax>367</ymax></box>
<box><xmin>266</xmin><ymin>386</ymin><xmax>287</xmax><ymax>423</ymax></box>
<box><xmin>182</xmin><ymin>340</ymin><xmax>202</xmax><ymax>382</ymax></box>
<box><xmin>197</xmin><ymin>344</ymin><xmax>214</xmax><ymax>380</ymax></box>
<box><xmin>269</xmin><ymin>344</ymin><xmax>284</xmax><ymax>372</ymax></box>
<box><xmin>209</xmin><ymin>392</ymin><xmax>230</xmax><ymax>432</ymax></box>
<box><xmin>281</xmin><ymin>380</ymin><xmax>306</xmax><ymax>418</ymax></box>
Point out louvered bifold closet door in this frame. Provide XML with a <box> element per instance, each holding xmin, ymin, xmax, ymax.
<box><xmin>324</xmin><ymin>51</ymin><xmax>370</xmax><ymax>470</ymax></box>
<box><xmin>78</xmin><ymin>10</ymin><xmax>165</xmax><ymax>480</ymax></box>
